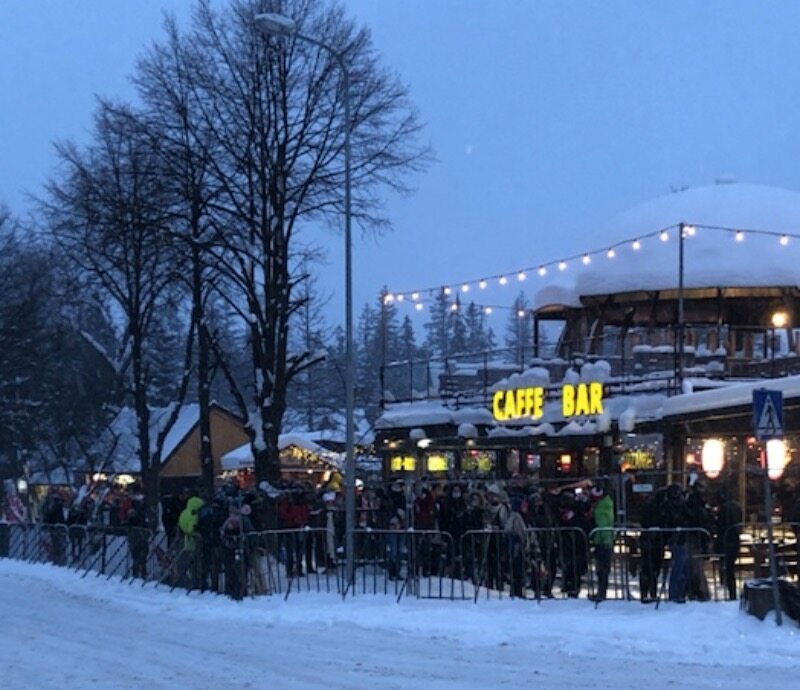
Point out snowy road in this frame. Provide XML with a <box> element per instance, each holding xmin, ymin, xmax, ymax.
<box><xmin>1</xmin><ymin>560</ymin><xmax>797</xmax><ymax>690</ymax></box>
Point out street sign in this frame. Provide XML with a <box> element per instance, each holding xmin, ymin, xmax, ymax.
<box><xmin>753</xmin><ymin>389</ymin><xmax>784</xmax><ymax>441</ymax></box>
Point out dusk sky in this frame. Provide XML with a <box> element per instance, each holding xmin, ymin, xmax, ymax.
<box><xmin>3</xmin><ymin>1</ymin><xmax>800</xmax><ymax>326</ymax></box>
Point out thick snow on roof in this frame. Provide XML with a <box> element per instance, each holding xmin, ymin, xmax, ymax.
<box><xmin>89</xmin><ymin>404</ymin><xmax>203</xmax><ymax>474</ymax></box>
<box><xmin>220</xmin><ymin>433</ymin><xmax>343</xmax><ymax>471</ymax></box>
<box><xmin>532</xmin><ymin>183</ymin><xmax>800</xmax><ymax>311</ymax></box>
<box><xmin>374</xmin><ymin>402</ymin><xmax>495</xmax><ymax>430</ymax></box>
<box><xmin>662</xmin><ymin>374</ymin><xmax>800</xmax><ymax>418</ymax></box>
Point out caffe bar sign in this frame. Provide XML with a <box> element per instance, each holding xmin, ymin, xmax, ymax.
<box><xmin>492</xmin><ymin>382</ymin><xmax>604</xmax><ymax>422</ymax></box>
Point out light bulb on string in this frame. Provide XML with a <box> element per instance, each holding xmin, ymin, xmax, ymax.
<box><xmin>517</xmin><ymin>309</ymin><xmax>526</xmax><ymax>318</ymax></box>
<box><xmin>443</xmin><ymin>286</ymin><xmax>452</xmax><ymax>296</ymax></box>
<box><xmin>461</xmin><ymin>283</ymin><xmax>470</xmax><ymax>293</ymax></box>
<box><xmin>558</xmin><ymin>261</ymin><xmax>567</xmax><ymax>271</ymax></box>
<box><xmin>450</xmin><ymin>302</ymin><xmax>458</xmax><ymax>312</ymax></box>
<box><xmin>582</xmin><ymin>254</ymin><xmax>591</xmax><ymax>265</ymax></box>
<box><xmin>632</xmin><ymin>239</ymin><xmax>641</xmax><ymax>250</ymax></box>
<box><xmin>660</xmin><ymin>230</ymin><xmax>669</xmax><ymax>242</ymax></box>
<box><xmin>396</xmin><ymin>294</ymin><xmax>404</xmax><ymax>302</ymax></box>
<box><xmin>384</xmin><ymin>293</ymin><xmax>394</xmax><ymax>304</ymax></box>
<box><xmin>517</xmin><ymin>271</ymin><xmax>527</xmax><ymax>281</ymax></box>
<box><xmin>479</xmin><ymin>279</ymin><xmax>488</xmax><ymax>289</ymax></box>
<box><xmin>411</xmin><ymin>292</ymin><xmax>420</xmax><ymax>301</ymax></box>
<box><xmin>684</xmin><ymin>225</ymin><xmax>696</xmax><ymax>237</ymax></box>
<box><xmin>780</xmin><ymin>235</ymin><xmax>790</xmax><ymax>246</ymax></box>
<box><xmin>538</xmin><ymin>266</ymin><xmax>547</xmax><ymax>277</ymax></box>
<box><xmin>735</xmin><ymin>230</ymin><xmax>745</xmax><ymax>242</ymax></box>
<box><xmin>415</xmin><ymin>302</ymin><xmax>423</xmax><ymax>311</ymax></box>
<box><xmin>499</xmin><ymin>276</ymin><xmax>508</xmax><ymax>286</ymax></box>
<box><xmin>484</xmin><ymin>306</ymin><xmax>493</xmax><ymax>315</ymax></box>
<box><xmin>607</xmin><ymin>248</ymin><xmax>616</xmax><ymax>259</ymax></box>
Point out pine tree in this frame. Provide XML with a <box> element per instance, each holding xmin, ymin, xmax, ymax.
<box><xmin>505</xmin><ymin>292</ymin><xmax>533</xmax><ymax>365</ymax></box>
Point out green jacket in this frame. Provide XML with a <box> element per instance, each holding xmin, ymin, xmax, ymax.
<box><xmin>178</xmin><ymin>496</ymin><xmax>204</xmax><ymax>551</ymax></box>
<box><xmin>592</xmin><ymin>495</ymin><xmax>614</xmax><ymax>546</ymax></box>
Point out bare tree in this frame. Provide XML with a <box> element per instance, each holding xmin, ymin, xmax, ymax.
<box><xmin>135</xmin><ymin>0</ymin><xmax>429</xmax><ymax>483</ymax></box>
<box><xmin>45</xmin><ymin>107</ymin><xmax>194</xmax><ymax>527</ymax></box>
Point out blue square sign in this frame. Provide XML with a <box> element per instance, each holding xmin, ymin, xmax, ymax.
<box><xmin>753</xmin><ymin>389</ymin><xmax>784</xmax><ymax>441</ymax></box>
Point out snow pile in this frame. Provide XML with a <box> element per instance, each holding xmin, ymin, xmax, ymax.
<box><xmin>489</xmin><ymin>366</ymin><xmax>550</xmax><ymax>392</ymax></box>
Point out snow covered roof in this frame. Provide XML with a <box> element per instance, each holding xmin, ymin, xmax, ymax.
<box><xmin>374</xmin><ymin>402</ymin><xmax>495</xmax><ymax>430</ymax></box>
<box><xmin>662</xmin><ymin>374</ymin><xmax>800</xmax><ymax>418</ymax></box>
<box><xmin>91</xmin><ymin>403</ymin><xmax>219</xmax><ymax>474</ymax></box>
<box><xmin>220</xmin><ymin>433</ymin><xmax>343</xmax><ymax>471</ymax></box>
<box><xmin>532</xmin><ymin>183</ymin><xmax>800</xmax><ymax>311</ymax></box>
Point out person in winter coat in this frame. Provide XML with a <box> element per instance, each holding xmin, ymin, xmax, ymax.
<box><xmin>662</xmin><ymin>484</ymin><xmax>690</xmax><ymax>602</ymax></box>
<box><xmin>505</xmin><ymin>495</ymin><xmax>537</xmax><ymax>598</ymax></box>
<box><xmin>178</xmin><ymin>496</ymin><xmax>204</xmax><ymax>589</ymax></box>
<box><xmin>715</xmin><ymin>488</ymin><xmax>742</xmax><ymax>600</ymax></box>
<box><xmin>639</xmin><ymin>489</ymin><xmax>666</xmax><ymax>603</ymax></box>
<box><xmin>591</xmin><ymin>484</ymin><xmax>614</xmax><ymax>601</ymax></box>
<box><xmin>413</xmin><ymin>486</ymin><xmax>437</xmax><ymax>576</ymax></box>
<box><xmin>219</xmin><ymin>503</ymin><xmax>254</xmax><ymax>600</ymax></box>
<box><xmin>556</xmin><ymin>490</ymin><xmax>587</xmax><ymax>597</ymax></box>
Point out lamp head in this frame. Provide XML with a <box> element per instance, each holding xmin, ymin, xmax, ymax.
<box><xmin>771</xmin><ymin>310</ymin><xmax>789</xmax><ymax>329</ymax></box>
<box><xmin>254</xmin><ymin>12</ymin><xmax>297</xmax><ymax>37</ymax></box>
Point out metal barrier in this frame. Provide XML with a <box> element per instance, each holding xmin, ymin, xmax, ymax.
<box><xmin>6</xmin><ymin>521</ymin><xmax>796</xmax><ymax>605</ymax></box>
<box><xmin>460</xmin><ymin>527</ymin><xmax>593</xmax><ymax>601</ymax></box>
<box><xmin>588</xmin><ymin>527</ymin><xmax>718</xmax><ymax>603</ymax></box>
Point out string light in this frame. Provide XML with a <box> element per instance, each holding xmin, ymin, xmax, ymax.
<box><xmin>388</xmin><ymin>224</ymin><xmax>800</xmax><ymax>308</ymax></box>
<box><xmin>517</xmin><ymin>309</ymin><xmax>526</xmax><ymax>318</ymax></box>
<box><xmin>450</xmin><ymin>303</ymin><xmax>458</xmax><ymax>311</ymax></box>
<box><xmin>484</xmin><ymin>306</ymin><xmax>493</xmax><ymax>315</ymax></box>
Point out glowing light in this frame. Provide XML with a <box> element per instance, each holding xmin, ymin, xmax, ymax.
<box><xmin>780</xmin><ymin>235</ymin><xmax>790</xmax><ymax>246</ymax></box>
<box><xmin>701</xmin><ymin>439</ymin><xmax>725</xmax><ymax>479</ymax></box>
<box><xmin>517</xmin><ymin>271</ymin><xmax>527</xmax><ymax>281</ymax></box>
<box><xmin>443</xmin><ymin>287</ymin><xmax>452</xmax><ymax>296</ymax></box>
<box><xmin>396</xmin><ymin>294</ymin><xmax>404</xmax><ymax>302</ymax></box>
<box><xmin>766</xmin><ymin>439</ymin><xmax>789</xmax><ymax>480</ymax></box>
<box><xmin>384</xmin><ymin>294</ymin><xmax>394</xmax><ymax>304</ymax></box>
<box><xmin>538</xmin><ymin>266</ymin><xmax>547</xmax><ymax>276</ymax></box>
<box><xmin>771</xmin><ymin>310</ymin><xmax>789</xmax><ymax>328</ymax></box>
<box><xmin>484</xmin><ymin>306</ymin><xmax>493</xmax><ymax>315</ymax></box>
<box><xmin>479</xmin><ymin>279</ymin><xmax>488</xmax><ymax>289</ymax></box>
<box><xmin>517</xmin><ymin>309</ymin><xmax>526</xmax><ymax>318</ymax></box>
<box><xmin>607</xmin><ymin>248</ymin><xmax>616</xmax><ymax>259</ymax></box>
<box><xmin>450</xmin><ymin>302</ymin><xmax>458</xmax><ymax>311</ymax></box>
<box><xmin>411</xmin><ymin>292</ymin><xmax>420</xmax><ymax>301</ymax></box>
<box><xmin>499</xmin><ymin>276</ymin><xmax>508</xmax><ymax>286</ymax></box>
<box><xmin>660</xmin><ymin>230</ymin><xmax>669</xmax><ymax>242</ymax></box>
<box><xmin>415</xmin><ymin>303</ymin><xmax>423</xmax><ymax>311</ymax></box>
<box><xmin>461</xmin><ymin>284</ymin><xmax>470</xmax><ymax>293</ymax></box>
<box><xmin>684</xmin><ymin>225</ymin><xmax>696</xmax><ymax>236</ymax></box>
<box><xmin>735</xmin><ymin>230</ymin><xmax>745</xmax><ymax>242</ymax></box>
<box><xmin>632</xmin><ymin>239</ymin><xmax>641</xmax><ymax>250</ymax></box>
<box><xmin>558</xmin><ymin>261</ymin><xmax>567</xmax><ymax>271</ymax></box>
<box><xmin>582</xmin><ymin>254</ymin><xmax>591</xmax><ymax>265</ymax></box>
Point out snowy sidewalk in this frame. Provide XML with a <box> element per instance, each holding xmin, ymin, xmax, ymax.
<box><xmin>0</xmin><ymin>559</ymin><xmax>796</xmax><ymax>690</ymax></box>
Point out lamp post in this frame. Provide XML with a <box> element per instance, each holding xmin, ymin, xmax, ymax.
<box><xmin>676</xmin><ymin>223</ymin><xmax>686</xmax><ymax>391</ymax></box>
<box><xmin>255</xmin><ymin>12</ymin><xmax>357</xmax><ymax>589</ymax></box>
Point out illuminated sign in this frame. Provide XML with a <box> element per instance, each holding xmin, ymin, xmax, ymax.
<box><xmin>390</xmin><ymin>455</ymin><xmax>416</xmax><ymax>472</ymax></box>
<box><xmin>426</xmin><ymin>454</ymin><xmax>450</xmax><ymax>472</ymax></box>
<box><xmin>492</xmin><ymin>382</ymin><xmax>604</xmax><ymax>421</ymax></box>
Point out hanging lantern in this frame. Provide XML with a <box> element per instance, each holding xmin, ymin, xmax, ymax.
<box><xmin>701</xmin><ymin>439</ymin><xmax>725</xmax><ymax>479</ymax></box>
<box><xmin>766</xmin><ymin>439</ymin><xmax>789</xmax><ymax>480</ymax></box>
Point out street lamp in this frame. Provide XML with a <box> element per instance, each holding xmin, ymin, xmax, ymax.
<box><xmin>255</xmin><ymin>12</ymin><xmax>357</xmax><ymax>589</ymax></box>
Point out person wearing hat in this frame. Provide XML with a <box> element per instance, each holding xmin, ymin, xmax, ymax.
<box><xmin>590</xmin><ymin>483</ymin><xmax>614</xmax><ymax>601</ymax></box>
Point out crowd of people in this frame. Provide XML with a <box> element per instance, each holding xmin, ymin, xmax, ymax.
<box><xmin>1</xmin><ymin>473</ymin><xmax>789</xmax><ymax>603</ymax></box>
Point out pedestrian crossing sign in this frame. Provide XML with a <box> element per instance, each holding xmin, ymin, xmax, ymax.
<box><xmin>752</xmin><ymin>389</ymin><xmax>784</xmax><ymax>441</ymax></box>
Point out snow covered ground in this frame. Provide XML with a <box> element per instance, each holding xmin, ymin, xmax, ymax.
<box><xmin>0</xmin><ymin>559</ymin><xmax>797</xmax><ymax>690</ymax></box>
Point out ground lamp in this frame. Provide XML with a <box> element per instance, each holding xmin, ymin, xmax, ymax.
<box><xmin>700</xmin><ymin>438</ymin><xmax>725</xmax><ymax>479</ymax></box>
<box><xmin>255</xmin><ymin>12</ymin><xmax>357</xmax><ymax>588</ymax></box>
